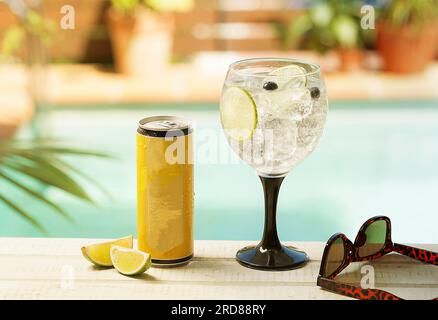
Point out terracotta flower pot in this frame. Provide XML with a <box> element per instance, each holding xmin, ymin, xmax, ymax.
<box><xmin>336</xmin><ymin>48</ymin><xmax>363</xmax><ymax>72</ymax></box>
<box><xmin>106</xmin><ymin>8</ymin><xmax>174</xmax><ymax>76</ymax></box>
<box><xmin>0</xmin><ymin>124</ymin><xmax>18</xmax><ymax>140</ymax></box>
<box><xmin>377</xmin><ymin>21</ymin><xmax>438</xmax><ymax>73</ymax></box>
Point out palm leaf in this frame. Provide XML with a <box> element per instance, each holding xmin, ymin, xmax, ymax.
<box><xmin>49</xmin><ymin>157</ymin><xmax>113</xmax><ymax>200</ymax></box>
<box><xmin>0</xmin><ymin>193</ymin><xmax>46</xmax><ymax>233</ymax></box>
<box><xmin>0</xmin><ymin>170</ymin><xmax>74</xmax><ymax>223</ymax></box>
<box><xmin>0</xmin><ymin>144</ymin><xmax>111</xmax><ymax>159</ymax></box>
<box><xmin>2</xmin><ymin>156</ymin><xmax>93</xmax><ymax>203</ymax></box>
<box><xmin>0</xmin><ymin>139</ymin><xmax>112</xmax><ymax>232</ymax></box>
<box><xmin>2</xmin><ymin>148</ymin><xmax>112</xmax><ymax>200</ymax></box>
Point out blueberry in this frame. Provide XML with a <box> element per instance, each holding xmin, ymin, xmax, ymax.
<box><xmin>310</xmin><ymin>87</ymin><xmax>320</xmax><ymax>99</ymax></box>
<box><xmin>263</xmin><ymin>81</ymin><xmax>278</xmax><ymax>91</ymax></box>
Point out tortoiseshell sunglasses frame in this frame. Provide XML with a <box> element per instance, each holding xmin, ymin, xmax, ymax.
<box><xmin>317</xmin><ymin>216</ymin><xmax>438</xmax><ymax>300</ymax></box>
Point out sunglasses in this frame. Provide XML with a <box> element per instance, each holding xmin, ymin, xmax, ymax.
<box><xmin>317</xmin><ymin>216</ymin><xmax>438</xmax><ymax>300</ymax></box>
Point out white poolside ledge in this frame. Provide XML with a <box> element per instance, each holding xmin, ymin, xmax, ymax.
<box><xmin>0</xmin><ymin>238</ymin><xmax>436</xmax><ymax>300</ymax></box>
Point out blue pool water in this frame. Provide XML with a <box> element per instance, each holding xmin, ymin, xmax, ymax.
<box><xmin>1</xmin><ymin>101</ymin><xmax>438</xmax><ymax>243</ymax></box>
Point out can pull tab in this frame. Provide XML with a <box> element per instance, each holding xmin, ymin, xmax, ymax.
<box><xmin>159</xmin><ymin>121</ymin><xmax>179</xmax><ymax>129</ymax></box>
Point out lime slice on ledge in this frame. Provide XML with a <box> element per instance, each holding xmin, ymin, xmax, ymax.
<box><xmin>220</xmin><ymin>86</ymin><xmax>258</xmax><ymax>141</ymax></box>
<box><xmin>81</xmin><ymin>235</ymin><xmax>133</xmax><ymax>267</ymax></box>
<box><xmin>111</xmin><ymin>246</ymin><xmax>152</xmax><ymax>276</ymax></box>
<box><xmin>268</xmin><ymin>64</ymin><xmax>307</xmax><ymax>89</ymax></box>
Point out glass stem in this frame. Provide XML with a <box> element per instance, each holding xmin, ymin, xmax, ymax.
<box><xmin>259</xmin><ymin>176</ymin><xmax>284</xmax><ymax>250</ymax></box>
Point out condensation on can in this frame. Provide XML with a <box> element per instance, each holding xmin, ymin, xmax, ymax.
<box><xmin>137</xmin><ymin>116</ymin><xmax>194</xmax><ymax>266</ymax></box>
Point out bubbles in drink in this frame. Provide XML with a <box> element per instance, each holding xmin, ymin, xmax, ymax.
<box><xmin>262</xmin><ymin>118</ymin><xmax>298</xmax><ymax>162</ymax></box>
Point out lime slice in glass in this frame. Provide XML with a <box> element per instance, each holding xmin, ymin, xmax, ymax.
<box><xmin>220</xmin><ymin>86</ymin><xmax>258</xmax><ymax>141</ymax></box>
<box><xmin>81</xmin><ymin>235</ymin><xmax>133</xmax><ymax>267</ymax></box>
<box><xmin>268</xmin><ymin>64</ymin><xmax>307</xmax><ymax>89</ymax></box>
<box><xmin>110</xmin><ymin>246</ymin><xmax>152</xmax><ymax>276</ymax></box>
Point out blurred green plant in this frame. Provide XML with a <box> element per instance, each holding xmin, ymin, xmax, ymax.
<box><xmin>1</xmin><ymin>9</ymin><xmax>56</xmax><ymax>59</ymax></box>
<box><xmin>380</xmin><ymin>0</ymin><xmax>438</xmax><ymax>27</ymax></box>
<box><xmin>110</xmin><ymin>0</ymin><xmax>193</xmax><ymax>16</ymax></box>
<box><xmin>110</xmin><ymin>0</ymin><xmax>139</xmax><ymax>15</ymax></box>
<box><xmin>278</xmin><ymin>0</ymin><xmax>367</xmax><ymax>53</ymax></box>
<box><xmin>0</xmin><ymin>139</ymin><xmax>110</xmax><ymax>233</ymax></box>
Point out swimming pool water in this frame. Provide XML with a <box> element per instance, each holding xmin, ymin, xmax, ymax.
<box><xmin>1</xmin><ymin>101</ymin><xmax>438</xmax><ymax>243</ymax></box>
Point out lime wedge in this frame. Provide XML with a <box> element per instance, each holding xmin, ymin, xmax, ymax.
<box><xmin>110</xmin><ymin>246</ymin><xmax>152</xmax><ymax>276</ymax></box>
<box><xmin>268</xmin><ymin>64</ymin><xmax>307</xmax><ymax>89</ymax></box>
<box><xmin>220</xmin><ymin>86</ymin><xmax>257</xmax><ymax>141</ymax></box>
<box><xmin>81</xmin><ymin>235</ymin><xmax>133</xmax><ymax>267</ymax></box>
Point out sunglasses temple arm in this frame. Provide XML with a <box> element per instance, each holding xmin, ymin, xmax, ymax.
<box><xmin>392</xmin><ymin>243</ymin><xmax>438</xmax><ymax>266</ymax></box>
<box><xmin>317</xmin><ymin>277</ymin><xmax>402</xmax><ymax>300</ymax></box>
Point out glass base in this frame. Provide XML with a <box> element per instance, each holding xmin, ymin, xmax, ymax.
<box><xmin>236</xmin><ymin>244</ymin><xmax>309</xmax><ymax>271</ymax></box>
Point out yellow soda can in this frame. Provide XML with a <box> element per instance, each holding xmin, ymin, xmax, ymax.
<box><xmin>137</xmin><ymin>116</ymin><xmax>194</xmax><ymax>266</ymax></box>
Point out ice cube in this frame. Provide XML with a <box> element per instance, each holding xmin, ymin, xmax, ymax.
<box><xmin>264</xmin><ymin>88</ymin><xmax>312</xmax><ymax>121</ymax></box>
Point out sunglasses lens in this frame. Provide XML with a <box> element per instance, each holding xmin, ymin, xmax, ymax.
<box><xmin>358</xmin><ymin>220</ymin><xmax>387</xmax><ymax>257</ymax></box>
<box><xmin>324</xmin><ymin>237</ymin><xmax>345</xmax><ymax>277</ymax></box>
